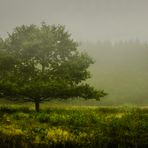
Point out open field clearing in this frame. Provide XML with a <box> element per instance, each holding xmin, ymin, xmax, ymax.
<box><xmin>1</xmin><ymin>1</ymin><xmax>148</xmax><ymax>148</ymax></box>
<box><xmin>0</xmin><ymin>102</ymin><xmax>148</xmax><ymax>147</ymax></box>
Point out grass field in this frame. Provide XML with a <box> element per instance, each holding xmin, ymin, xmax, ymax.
<box><xmin>0</xmin><ymin>100</ymin><xmax>148</xmax><ymax>147</ymax></box>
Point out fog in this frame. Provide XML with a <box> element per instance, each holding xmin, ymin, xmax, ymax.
<box><xmin>0</xmin><ymin>0</ymin><xmax>148</xmax><ymax>42</ymax></box>
<box><xmin>0</xmin><ymin>0</ymin><xmax>148</xmax><ymax>105</ymax></box>
<box><xmin>81</xmin><ymin>41</ymin><xmax>148</xmax><ymax>105</ymax></box>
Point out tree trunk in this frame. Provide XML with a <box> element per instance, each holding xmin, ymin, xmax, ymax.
<box><xmin>42</xmin><ymin>65</ymin><xmax>45</xmax><ymax>73</ymax></box>
<box><xmin>42</xmin><ymin>61</ymin><xmax>45</xmax><ymax>74</ymax></box>
<box><xmin>35</xmin><ymin>102</ymin><xmax>40</xmax><ymax>112</ymax></box>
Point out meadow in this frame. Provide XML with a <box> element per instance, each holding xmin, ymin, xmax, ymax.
<box><xmin>0</xmin><ymin>100</ymin><xmax>148</xmax><ymax>148</ymax></box>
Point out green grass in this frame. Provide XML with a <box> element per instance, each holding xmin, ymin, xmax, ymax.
<box><xmin>0</xmin><ymin>102</ymin><xmax>148</xmax><ymax>147</ymax></box>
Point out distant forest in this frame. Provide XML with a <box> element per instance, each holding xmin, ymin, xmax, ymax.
<box><xmin>81</xmin><ymin>41</ymin><xmax>148</xmax><ymax>105</ymax></box>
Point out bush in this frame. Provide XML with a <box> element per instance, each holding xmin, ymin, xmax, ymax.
<box><xmin>0</xmin><ymin>105</ymin><xmax>148</xmax><ymax>147</ymax></box>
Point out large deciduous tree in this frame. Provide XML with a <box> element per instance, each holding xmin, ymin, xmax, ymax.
<box><xmin>0</xmin><ymin>23</ymin><xmax>107</xmax><ymax>112</ymax></box>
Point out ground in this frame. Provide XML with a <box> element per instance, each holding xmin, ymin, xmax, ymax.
<box><xmin>0</xmin><ymin>99</ymin><xmax>148</xmax><ymax>147</ymax></box>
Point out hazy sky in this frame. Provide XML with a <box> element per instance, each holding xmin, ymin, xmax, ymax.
<box><xmin>0</xmin><ymin>0</ymin><xmax>148</xmax><ymax>42</ymax></box>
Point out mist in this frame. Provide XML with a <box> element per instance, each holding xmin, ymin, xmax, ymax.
<box><xmin>81</xmin><ymin>41</ymin><xmax>148</xmax><ymax>105</ymax></box>
<box><xmin>0</xmin><ymin>0</ymin><xmax>148</xmax><ymax>105</ymax></box>
<box><xmin>1</xmin><ymin>1</ymin><xmax>148</xmax><ymax>146</ymax></box>
<box><xmin>0</xmin><ymin>0</ymin><xmax>148</xmax><ymax>42</ymax></box>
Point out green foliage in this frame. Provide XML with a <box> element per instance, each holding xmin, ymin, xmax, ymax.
<box><xmin>0</xmin><ymin>105</ymin><xmax>148</xmax><ymax>147</ymax></box>
<box><xmin>0</xmin><ymin>23</ymin><xmax>107</xmax><ymax>111</ymax></box>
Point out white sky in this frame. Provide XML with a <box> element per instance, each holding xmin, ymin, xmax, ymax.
<box><xmin>0</xmin><ymin>0</ymin><xmax>148</xmax><ymax>42</ymax></box>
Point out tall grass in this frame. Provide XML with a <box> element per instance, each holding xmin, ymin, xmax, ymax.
<box><xmin>0</xmin><ymin>104</ymin><xmax>148</xmax><ymax>147</ymax></box>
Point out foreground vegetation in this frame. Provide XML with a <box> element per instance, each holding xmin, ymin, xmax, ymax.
<box><xmin>0</xmin><ymin>103</ymin><xmax>148</xmax><ymax>147</ymax></box>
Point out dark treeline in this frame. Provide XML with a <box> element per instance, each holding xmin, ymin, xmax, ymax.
<box><xmin>81</xmin><ymin>40</ymin><xmax>148</xmax><ymax>105</ymax></box>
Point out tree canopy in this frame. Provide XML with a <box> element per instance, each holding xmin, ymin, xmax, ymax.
<box><xmin>0</xmin><ymin>23</ymin><xmax>107</xmax><ymax>111</ymax></box>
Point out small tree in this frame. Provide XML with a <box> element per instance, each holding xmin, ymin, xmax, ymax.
<box><xmin>0</xmin><ymin>23</ymin><xmax>107</xmax><ymax>112</ymax></box>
